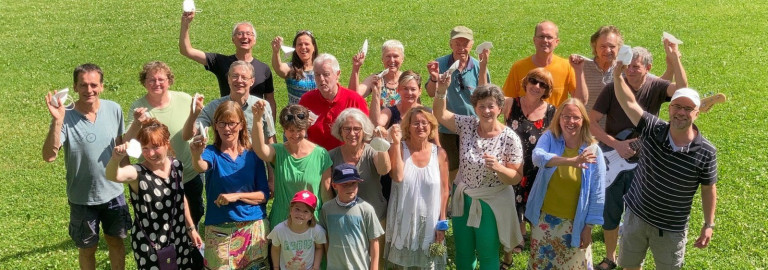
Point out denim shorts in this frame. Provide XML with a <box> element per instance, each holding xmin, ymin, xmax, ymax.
<box><xmin>68</xmin><ymin>195</ymin><xmax>131</xmax><ymax>248</ymax></box>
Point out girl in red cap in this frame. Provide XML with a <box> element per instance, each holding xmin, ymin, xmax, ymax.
<box><xmin>267</xmin><ymin>190</ymin><xmax>326</xmax><ymax>270</ymax></box>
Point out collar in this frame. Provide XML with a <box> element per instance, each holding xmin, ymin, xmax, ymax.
<box><xmin>335</xmin><ymin>196</ymin><xmax>359</xmax><ymax>208</ymax></box>
<box><xmin>450</xmin><ymin>55</ymin><xmax>476</xmax><ymax>72</ymax></box>
<box><xmin>655</xmin><ymin>123</ymin><xmax>703</xmax><ymax>153</ymax></box>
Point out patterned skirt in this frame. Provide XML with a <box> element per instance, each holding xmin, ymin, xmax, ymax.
<box><xmin>528</xmin><ymin>212</ymin><xmax>593</xmax><ymax>270</ymax></box>
<box><xmin>204</xmin><ymin>219</ymin><xmax>270</xmax><ymax>270</ymax></box>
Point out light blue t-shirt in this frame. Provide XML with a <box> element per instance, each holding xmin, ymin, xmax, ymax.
<box><xmin>197</xmin><ymin>95</ymin><xmax>276</xmax><ymax>139</ymax></box>
<box><xmin>59</xmin><ymin>99</ymin><xmax>125</xmax><ymax>205</ymax></box>
<box><xmin>432</xmin><ymin>54</ymin><xmax>490</xmax><ymax>134</ymax></box>
<box><xmin>201</xmin><ymin>146</ymin><xmax>269</xmax><ymax>225</ymax></box>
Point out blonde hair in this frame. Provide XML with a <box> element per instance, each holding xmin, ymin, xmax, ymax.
<box><xmin>549</xmin><ymin>98</ymin><xmax>596</xmax><ymax>145</ymax></box>
<box><xmin>212</xmin><ymin>101</ymin><xmax>251</xmax><ymax>150</ymax></box>
<box><xmin>400</xmin><ymin>106</ymin><xmax>438</xmax><ymax>141</ymax></box>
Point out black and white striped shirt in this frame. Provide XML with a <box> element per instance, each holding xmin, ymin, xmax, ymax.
<box><xmin>624</xmin><ymin>112</ymin><xmax>718</xmax><ymax>232</ymax></box>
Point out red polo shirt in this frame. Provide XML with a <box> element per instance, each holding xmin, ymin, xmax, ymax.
<box><xmin>299</xmin><ymin>84</ymin><xmax>369</xmax><ymax>150</ymax></box>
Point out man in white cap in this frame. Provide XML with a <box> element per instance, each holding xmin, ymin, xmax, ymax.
<box><xmin>426</xmin><ymin>25</ymin><xmax>489</xmax><ymax>184</ymax></box>
<box><xmin>611</xmin><ymin>62</ymin><xmax>718</xmax><ymax>270</ymax></box>
<box><xmin>589</xmin><ymin>42</ymin><xmax>689</xmax><ymax>270</ymax></box>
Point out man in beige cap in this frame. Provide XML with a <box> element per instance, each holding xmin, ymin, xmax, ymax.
<box><xmin>426</xmin><ymin>26</ymin><xmax>490</xmax><ymax>185</ymax></box>
<box><xmin>501</xmin><ymin>21</ymin><xmax>585</xmax><ymax>106</ymax></box>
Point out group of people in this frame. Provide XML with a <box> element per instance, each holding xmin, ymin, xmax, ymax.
<box><xmin>43</xmin><ymin>15</ymin><xmax>718</xmax><ymax>270</ymax></box>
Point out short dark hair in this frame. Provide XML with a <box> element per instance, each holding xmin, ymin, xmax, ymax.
<box><xmin>73</xmin><ymin>63</ymin><xmax>103</xmax><ymax>85</ymax></box>
<box><xmin>470</xmin><ymin>84</ymin><xmax>505</xmax><ymax>108</ymax></box>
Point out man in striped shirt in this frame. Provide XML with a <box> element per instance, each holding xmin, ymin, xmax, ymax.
<box><xmin>611</xmin><ymin>63</ymin><xmax>717</xmax><ymax>270</ymax></box>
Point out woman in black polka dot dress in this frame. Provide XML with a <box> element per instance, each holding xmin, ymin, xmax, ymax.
<box><xmin>107</xmin><ymin>119</ymin><xmax>202</xmax><ymax>269</ymax></box>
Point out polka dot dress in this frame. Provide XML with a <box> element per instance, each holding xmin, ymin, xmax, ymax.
<box><xmin>130</xmin><ymin>158</ymin><xmax>197</xmax><ymax>269</ymax></box>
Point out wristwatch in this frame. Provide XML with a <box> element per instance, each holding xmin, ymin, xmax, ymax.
<box><xmin>703</xmin><ymin>222</ymin><xmax>715</xmax><ymax>229</ymax></box>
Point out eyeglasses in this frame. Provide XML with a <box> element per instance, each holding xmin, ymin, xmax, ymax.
<box><xmin>411</xmin><ymin>121</ymin><xmax>430</xmax><ymax>127</ymax></box>
<box><xmin>670</xmin><ymin>104</ymin><xmax>697</xmax><ymax>113</ymax></box>
<box><xmin>296</xmin><ymin>30</ymin><xmax>314</xmax><ymax>37</ymax></box>
<box><xmin>234</xmin><ymin>31</ymin><xmax>254</xmax><ymax>37</ymax></box>
<box><xmin>341</xmin><ymin>126</ymin><xmax>363</xmax><ymax>133</ymax></box>
<box><xmin>215</xmin><ymin>121</ymin><xmax>241</xmax><ymax>129</ymax></box>
<box><xmin>284</xmin><ymin>113</ymin><xmax>306</xmax><ymax>121</ymax></box>
<box><xmin>229</xmin><ymin>74</ymin><xmax>253</xmax><ymax>81</ymax></box>
<box><xmin>146</xmin><ymin>78</ymin><xmax>168</xmax><ymax>84</ymax></box>
<box><xmin>561</xmin><ymin>115</ymin><xmax>582</xmax><ymax>122</ymax></box>
<box><xmin>527</xmin><ymin>77</ymin><xmax>550</xmax><ymax>90</ymax></box>
<box><xmin>535</xmin><ymin>35</ymin><xmax>557</xmax><ymax>41</ymax></box>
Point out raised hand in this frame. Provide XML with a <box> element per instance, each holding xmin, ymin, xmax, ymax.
<box><xmin>132</xmin><ymin>107</ymin><xmax>151</xmax><ymax>124</ymax></box>
<box><xmin>181</xmin><ymin>11</ymin><xmax>195</xmax><ymax>25</ymax></box>
<box><xmin>426</xmin><ymin>61</ymin><xmax>440</xmax><ymax>81</ymax></box>
<box><xmin>271</xmin><ymin>36</ymin><xmax>284</xmax><ymax>54</ymax></box>
<box><xmin>388</xmin><ymin>124</ymin><xmax>402</xmax><ymax>145</ymax></box>
<box><xmin>191</xmin><ymin>94</ymin><xmax>204</xmax><ymax>115</ymax></box>
<box><xmin>352</xmin><ymin>52</ymin><xmax>366</xmax><ymax>70</ymax></box>
<box><xmin>569</xmin><ymin>54</ymin><xmax>585</xmax><ymax>71</ymax></box>
<box><xmin>112</xmin><ymin>142</ymin><xmax>130</xmax><ymax>158</ymax></box>
<box><xmin>45</xmin><ymin>91</ymin><xmax>66</xmax><ymax>121</ymax></box>
<box><xmin>251</xmin><ymin>99</ymin><xmax>267</xmax><ymax>119</ymax></box>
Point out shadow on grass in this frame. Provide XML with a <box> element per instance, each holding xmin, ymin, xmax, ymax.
<box><xmin>0</xmin><ymin>237</ymin><xmax>132</xmax><ymax>266</ymax></box>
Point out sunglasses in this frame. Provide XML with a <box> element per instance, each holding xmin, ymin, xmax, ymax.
<box><xmin>284</xmin><ymin>113</ymin><xmax>306</xmax><ymax>121</ymax></box>
<box><xmin>527</xmin><ymin>77</ymin><xmax>550</xmax><ymax>90</ymax></box>
<box><xmin>296</xmin><ymin>30</ymin><xmax>313</xmax><ymax>37</ymax></box>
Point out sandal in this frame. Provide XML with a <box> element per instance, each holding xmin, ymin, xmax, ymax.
<box><xmin>511</xmin><ymin>242</ymin><xmax>525</xmax><ymax>254</ymax></box>
<box><xmin>595</xmin><ymin>257</ymin><xmax>617</xmax><ymax>270</ymax></box>
<box><xmin>500</xmin><ymin>260</ymin><xmax>513</xmax><ymax>270</ymax></box>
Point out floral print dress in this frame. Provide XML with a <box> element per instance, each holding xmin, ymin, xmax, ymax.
<box><xmin>505</xmin><ymin>97</ymin><xmax>555</xmax><ymax>209</ymax></box>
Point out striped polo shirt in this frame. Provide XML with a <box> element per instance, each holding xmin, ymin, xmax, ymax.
<box><xmin>624</xmin><ymin>112</ymin><xmax>718</xmax><ymax>232</ymax></box>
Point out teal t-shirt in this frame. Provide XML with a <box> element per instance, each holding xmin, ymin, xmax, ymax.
<box><xmin>320</xmin><ymin>198</ymin><xmax>384</xmax><ymax>270</ymax></box>
<box><xmin>60</xmin><ymin>99</ymin><xmax>125</xmax><ymax>205</ymax></box>
<box><xmin>268</xmin><ymin>143</ymin><xmax>332</xmax><ymax>230</ymax></box>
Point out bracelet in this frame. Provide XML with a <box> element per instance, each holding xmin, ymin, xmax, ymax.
<box><xmin>435</xmin><ymin>93</ymin><xmax>447</xmax><ymax>100</ymax></box>
<box><xmin>703</xmin><ymin>222</ymin><xmax>715</xmax><ymax>229</ymax></box>
<box><xmin>436</xmin><ymin>220</ymin><xmax>449</xmax><ymax>231</ymax></box>
<box><xmin>430</xmin><ymin>77</ymin><xmax>438</xmax><ymax>83</ymax></box>
<box><xmin>186</xmin><ymin>226</ymin><xmax>196</xmax><ymax>232</ymax></box>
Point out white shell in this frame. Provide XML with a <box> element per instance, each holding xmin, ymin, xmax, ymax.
<box><xmin>377</xmin><ymin>69</ymin><xmax>389</xmax><ymax>78</ymax></box>
<box><xmin>182</xmin><ymin>0</ymin><xmax>195</xmax><ymax>12</ymax></box>
<box><xmin>662</xmin><ymin>32</ymin><xmax>683</xmax><ymax>44</ymax></box>
<box><xmin>475</xmin><ymin>41</ymin><xmax>493</xmax><ymax>55</ymax></box>
<box><xmin>361</xmin><ymin>39</ymin><xmax>369</xmax><ymax>56</ymax></box>
<box><xmin>446</xmin><ymin>60</ymin><xmax>460</xmax><ymax>75</ymax></box>
<box><xmin>51</xmin><ymin>88</ymin><xmax>69</xmax><ymax>108</ymax></box>
<box><xmin>370</xmin><ymin>137</ymin><xmax>391</xmax><ymax>152</ymax></box>
<box><xmin>126</xmin><ymin>139</ymin><xmax>142</xmax><ymax>158</ymax></box>
<box><xmin>617</xmin><ymin>45</ymin><xmax>633</xmax><ymax>65</ymax></box>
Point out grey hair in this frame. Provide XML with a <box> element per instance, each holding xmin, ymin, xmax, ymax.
<box><xmin>632</xmin><ymin>47</ymin><xmax>653</xmax><ymax>67</ymax></box>
<box><xmin>381</xmin><ymin>40</ymin><xmax>404</xmax><ymax>55</ymax></box>
<box><xmin>313</xmin><ymin>53</ymin><xmax>340</xmax><ymax>73</ymax></box>
<box><xmin>232</xmin><ymin>22</ymin><xmax>257</xmax><ymax>38</ymax></box>
<box><xmin>470</xmin><ymin>84</ymin><xmax>506</xmax><ymax>108</ymax></box>
<box><xmin>227</xmin><ymin>60</ymin><xmax>254</xmax><ymax>77</ymax></box>
<box><xmin>331</xmin><ymin>108</ymin><xmax>374</xmax><ymax>142</ymax></box>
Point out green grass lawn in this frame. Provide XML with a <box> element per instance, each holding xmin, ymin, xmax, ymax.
<box><xmin>1</xmin><ymin>0</ymin><xmax>766</xmax><ymax>269</ymax></box>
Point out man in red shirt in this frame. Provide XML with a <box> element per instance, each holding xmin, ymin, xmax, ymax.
<box><xmin>299</xmin><ymin>53</ymin><xmax>369</xmax><ymax>150</ymax></box>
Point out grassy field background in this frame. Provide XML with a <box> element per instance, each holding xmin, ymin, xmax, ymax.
<box><xmin>1</xmin><ymin>0</ymin><xmax>767</xmax><ymax>268</ymax></box>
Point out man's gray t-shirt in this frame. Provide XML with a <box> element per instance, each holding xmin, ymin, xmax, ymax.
<box><xmin>59</xmin><ymin>99</ymin><xmax>125</xmax><ymax>205</ymax></box>
<box><xmin>196</xmin><ymin>95</ymin><xmax>276</xmax><ymax>139</ymax></box>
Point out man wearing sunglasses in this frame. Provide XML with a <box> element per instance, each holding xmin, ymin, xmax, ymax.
<box><xmin>179</xmin><ymin>12</ymin><xmax>276</xmax><ymax>119</ymax></box>
<box><xmin>610</xmin><ymin>63</ymin><xmax>716</xmax><ymax>269</ymax></box>
<box><xmin>588</xmin><ymin>43</ymin><xmax>688</xmax><ymax>270</ymax></box>
<box><xmin>502</xmin><ymin>21</ymin><xmax>585</xmax><ymax>107</ymax></box>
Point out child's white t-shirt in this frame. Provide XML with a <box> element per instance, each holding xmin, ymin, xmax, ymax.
<box><xmin>267</xmin><ymin>221</ymin><xmax>327</xmax><ymax>270</ymax></box>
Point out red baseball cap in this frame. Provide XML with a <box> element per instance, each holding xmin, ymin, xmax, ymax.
<box><xmin>291</xmin><ymin>190</ymin><xmax>318</xmax><ymax>209</ymax></box>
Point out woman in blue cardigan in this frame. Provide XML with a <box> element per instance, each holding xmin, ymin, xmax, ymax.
<box><xmin>525</xmin><ymin>98</ymin><xmax>606</xmax><ymax>269</ymax></box>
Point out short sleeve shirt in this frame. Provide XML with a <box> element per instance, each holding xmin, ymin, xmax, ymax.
<box><xmin>593</xmin><ymin>76</ymin><xmax>671</xmax><ymax>136</ymax></box>
<box><xmin>320</xmin><ymin>199</ymin><xmax>384</xmax><ymax>270</ymax></box>
<box><xmin>128</xmin><ymin>91</ymin><xmax>199</xmax><ymax>183</ymax></box>
<box><xmin>267</xmin><ymin>221</ymin><xmax>327</xmax><ymax>270</ymax></box>
<box><xmin>329</xmin><ymin>144</ymin><xmax>387</xmax><ymax>219</ymax></box>
<box><xmin>196</xmin><ymin>95</ymin><xmax>276</xmax><ymax>139</ymax></box>
<box><xmin>59</xmin><ymin>100</ymin><xmax>125</xmax><ymax>205</ymax></box>
<box><xmin>431</xmin><ymin>54</ymin><xmax>489</xmax><ymax>134</ymax></box>
<box><xmin>299</xmin><ymin>85</ymin><xmax>369</xmax><ymax>150</ymax></box>
<box><xmin>204</xmin><ymin>53</ymin><xmax>274</xmax><ymax>98</ymax></box>
<box><xmin>201</xmin><ymin>146</ymin><xmax>269</xmax><ymax>225</ymax></box>
<box><xmin>454</xmin><ymin>115</ymin><xmax>523</xmax><ymax>189</ymax></box>
<box><xmin>502</xmin><ymin>55</ymin><xmax>576</xmax><ymax>107</ymax></box>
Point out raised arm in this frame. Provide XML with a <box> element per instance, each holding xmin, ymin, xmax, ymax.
<box><xmin>478</xmin><ymin>49</ymin><xmax>490</xmax><ymax>86</ymax></box>
<box><xmin>42</xmin><ymin>92</ymin><xmax>66</xmax><ymax>162</ymax></box>
<box><xmin>348</xmin><ymin>52</ymin><xmax>369</xmax><ymax>96</ymax></box>
<box><xmin>182</xmin><ymin>94</ymin><xmax>205</xmax><ymax>141</ymax></box>
<box><xmin>612</xmin><ymin>63</ymin><xmax>643</xmax><ymax>126</ymax></box>
<box><xmin>664</xmin><ymin>39</ymin><xmax>688</xmax><ymax>96</ymax></box>
<box><xmin>270</xmin><ymin>36</ymin><xmax>291</xmax><ymax>78</ymax></box>
<box><xmin>432</xmin><ymin>74</ymin><xmax>458</xmax><ymax>133</ymax></box>
<box><xmin>105</xmin><ymin>142</ymin><xmax>138</xmax><ymax>185</ymax></box>
<box><xmin>190</xmin><ymin>135</ymin><xmax>209</xmax><ymax>173</ymax></box>
<box><xmin>570</xmin><ymin>54</ymin><xmax>589</xmax><ymax>104</ymax></box>
<box><xmin>425</xmin><ymin>61</ymin><xmax>440</xmax><ymax>97</ymax></box>
<box><xmin>123</xmin><ymin>107</ymin><xmax>151</xmax><ymax>141</ymax></box>
<box><xmin>250</xmin><ymin>100</ymin><xmax>277</xmax><ymax>163</ymax></box>
<box><xmin>179</xmin><ymin>11</ymin><xmax>207</xmax><ymax>65</ymax></box>
<box><xmin>368</xmin><ymin>76</ymin><xmax>384</xmax><ymax>124</ymax></box>
<box><xmin>387</xmin><ymin>125</ymin><xmax>404</xmax><ymax>182</ymax></box>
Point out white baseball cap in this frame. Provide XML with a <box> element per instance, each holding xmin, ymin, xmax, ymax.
<box><xmin>671</xmin><ymin>88</ymin><xmax>701</xmax><ymax>108</ymax></box>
